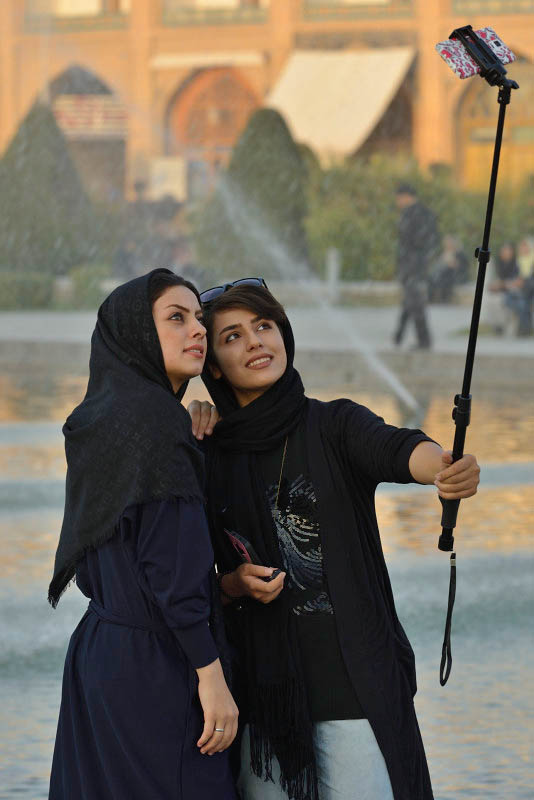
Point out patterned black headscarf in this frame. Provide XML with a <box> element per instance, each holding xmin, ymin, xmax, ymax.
<box><xmin>48</xmin><ymin>269</ymin><xmax>205</xmax><ymax>607</ymax></box>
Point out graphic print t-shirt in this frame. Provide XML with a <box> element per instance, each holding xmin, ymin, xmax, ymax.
<box><xmin>258</xmin><ymin>419</ymin><xmax>365</xmax><ymax>722</ymax></box>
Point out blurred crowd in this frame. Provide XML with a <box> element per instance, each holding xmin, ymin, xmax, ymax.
<box><xmin>428</xmin><ymin>235</ymin><xmax>534</xmax><ymax>337</ymax></box>
<box><xmin>486</xmin><ymin>239</ymin><xmax>534</xmax><ymax>337</ymax></box>
<box><xmin>393</xmin><ymin>184</ymin><xmax>533</xmax><ymax>345</ymax></box>
<box><xmin>112</xmin><ymin>182</ymin><xmax>205</xmax><ymax>289</ymax></box>
<box><xmin>111</xmin><ymin>181</ymin><xmax>533</xmax><ymax>343</ymax></box>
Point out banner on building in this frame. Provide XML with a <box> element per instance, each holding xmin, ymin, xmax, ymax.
<box><xmin>53</xmin><ymin>95</ymin><xmax>127</xmax><ymax>139</ymax></box>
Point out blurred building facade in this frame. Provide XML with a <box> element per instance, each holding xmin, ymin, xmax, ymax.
<box><xmin>0</xmin><ymin>0</ymin><xmax>532</xmax><ymax>201</ymax></box>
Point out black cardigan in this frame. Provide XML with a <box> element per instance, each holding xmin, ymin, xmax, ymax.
<box><xmin>213</xmin><ymin>398</ymin><xmax>435</xmax><ymax>800</ymax></box>
<box><xmin>306</xmin><ymin>398</ymin><xmax>434</xmax><ymax>800</ymax></box>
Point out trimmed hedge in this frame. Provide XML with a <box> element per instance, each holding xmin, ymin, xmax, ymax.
<box><xmin>0</xmin><ymin>102</ymin><xmax>100</xmax><ymax>276</ymax></box>
<box><xmin>68</xmin><ymin>263</ymin><xmax>110</xmax><ymax>309</ymax></box>
<box><xmin>305</xmin><ymin>156</ymin><xmax>534</xmax><ymax>281</ymax></box>
<box><xmin>0</xmin><ymin>271</ymin><xmax>54</xmax><ymax>309</ymax></box>
<box><xmin>193</xmin><ymin>109</ymin><xmax>311</xmax><ymax>281</ymax></box>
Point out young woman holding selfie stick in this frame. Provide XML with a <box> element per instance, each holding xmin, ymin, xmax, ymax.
<box><xmin>190</xmin><ymin>281</ymin><xmax>480</xmax><ymax>800</ymax></box>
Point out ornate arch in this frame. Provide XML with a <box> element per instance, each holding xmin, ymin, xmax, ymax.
<box><xmin>455</xmin><ymin>56</ymin><xmax>534</xmax><ymax>188</ymax></box>
<box><xmin>165</xmin><ymin>67</ymin><xmax>261</xmax><ymax>197</ymax></box>
<box><xmin>48</xmin><ymin>64</ymin><xmax>127</xmax><ymax>200</ymax></box>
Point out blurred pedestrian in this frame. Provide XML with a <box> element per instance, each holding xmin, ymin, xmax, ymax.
<box><xmin>112</xmin><ymin>235</ymin><xmax>136</xmax><ymax>279</ymax></box>
<box><xmin>518</xmin><ymin>236</ymin><xmax>534</xmax><ymax>334</ymax></box>
<box><xmin>173</xmin><ymin>235</ymin><xmax>206</xmax><ymax>288</ymax></box>
<box><xmin>393</xmin><ymin>184</ymin><xmax>440</xmax><ymax>349</ymax></box>
<box><xmin>428</xmin><ymin>234</ymin><xmax>469</xmax><ymax>303</ymax></box>
<box><xmin>489</xmin><ymin>243</ymin><xmax>531</xmax><ymax>336</ymax></box>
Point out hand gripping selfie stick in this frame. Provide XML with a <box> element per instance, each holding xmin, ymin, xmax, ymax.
<box><xmin>435</xmin><ymin>25</ymin><xmax>519</xmax><ymax>686</ymax></box>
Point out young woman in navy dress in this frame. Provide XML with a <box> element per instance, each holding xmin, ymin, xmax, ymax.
<box><xmin>48</xmin><ymin>270</ymin><xmax>238</xmax><ymax>800</ymax></box>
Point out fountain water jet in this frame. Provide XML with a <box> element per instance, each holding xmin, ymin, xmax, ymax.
<box><xmin>215</xmin><ymin>176</ymin><xmax>420</xmax><ymax>413</ymax></box>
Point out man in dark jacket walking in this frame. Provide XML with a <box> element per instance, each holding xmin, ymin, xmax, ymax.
<box><xmin>393</xmin><ymin>184</ymin><xmax>440</xmax><ymax>349</ymax></box>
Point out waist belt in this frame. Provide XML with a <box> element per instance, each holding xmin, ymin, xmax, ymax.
<box><xmin>88</xmin><ymin>600</ymin><xmax>168</xmax><ymax>633</ymax></box>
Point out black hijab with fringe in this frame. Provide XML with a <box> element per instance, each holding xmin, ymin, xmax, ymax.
<box><xmin>202</xmin><ymin>290</ymin><xmax>436</xmax><ymax>800</ymax></box>
<box><xmin>48</xmin><ymin>269</ymin><xmax>205</xmax><ymax>607</ymax></box>
<box><xmin>202</xmin><ymin>310</ymin><xmax>318</xmax><ymax>800</ymax></box>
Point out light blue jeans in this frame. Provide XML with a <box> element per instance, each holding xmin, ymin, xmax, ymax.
<box><xmin>237</xmin><ymin>719</ymin><xmax>394</xmax><ymax>799</ymax></box>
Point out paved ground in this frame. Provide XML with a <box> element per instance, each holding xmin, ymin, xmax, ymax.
<box><xmin>0</xmin><ymin>305</ymin><xmax>532</xmax><ymax>358</ymax></box>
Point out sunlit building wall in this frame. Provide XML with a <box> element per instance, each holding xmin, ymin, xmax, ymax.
<box><xmin>0</xmin><ymin>0</ymin><xmax>532</xmax><ymax>201</ymax></box>
<box><xmin>27</xmin><ymin>0</ymin><xmax>131</xmax><ymax>14</ymax></box>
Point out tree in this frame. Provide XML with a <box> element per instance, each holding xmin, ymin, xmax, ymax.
<box><xmin>193</xmin><ymin>108</ymin><xmax>311</xmax><ymax>281</ymax></box>
<box><xmin>0</xmin><ymin>101</ymin><xmax>99</xmax><ymax>274</ymax></box>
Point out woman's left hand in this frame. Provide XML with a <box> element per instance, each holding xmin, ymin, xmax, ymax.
<box><xmin>187</xmin><ymin>400</ymin><xmax>220</xmax><ymax>440</ymax></box>
<box><xmin>434</xmin><ymin>452</ymin><xmax>480</xmax><ymax>499</ymax></box>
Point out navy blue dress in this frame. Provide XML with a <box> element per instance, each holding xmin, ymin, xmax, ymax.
<box><xmin>49</xmin><ymin>499</ymin><xmax>237</xmax><ymax>800</ymax></box>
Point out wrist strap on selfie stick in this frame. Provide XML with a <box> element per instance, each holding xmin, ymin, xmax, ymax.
<box><xmin>437</xmin><ymin>26</ymin><xmax>518</xmax><ymax>687</ymax></box>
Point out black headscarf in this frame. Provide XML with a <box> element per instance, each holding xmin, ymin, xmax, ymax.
<box><xmin>49</xmin><ymin>269</ymin><xmax>204</xmax><ymax>607</ymax></box>
<box><xmin>203</xmin><ymin>310</ymin><xmax>306</xmax><ymax>451</ymax></box>
<box><xmin>202</xmin><ymin>313</ymin><xmax>318</xmax><ymax>800</ymax></box>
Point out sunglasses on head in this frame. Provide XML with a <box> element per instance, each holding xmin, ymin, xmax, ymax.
<box><xmin>199</xmin><ymin>277</ymin><xmax>268</xmax><ymax>305</ymax></box>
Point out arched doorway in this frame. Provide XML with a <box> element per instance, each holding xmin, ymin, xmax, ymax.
<box><xmin>49</xmin><ymin>65</ymin><xmax>127</xmax><ymax>200</ymax></box>
<box><xmin>457</xmin><ymin>59</ymin><xmax>534</xmax><ymax>189</ymax></box>
<box><xmin>166</xmin><ymin>68</ymin><xmax>260</xmax><ymax>199</ymax></box>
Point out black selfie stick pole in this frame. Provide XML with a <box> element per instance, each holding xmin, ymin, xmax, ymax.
<box><xmin>438</xmin><ymin>26</ymin><xmax>519</xmax><ymax>686</ymax></box>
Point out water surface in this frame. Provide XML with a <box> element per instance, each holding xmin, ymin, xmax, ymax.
<box><xmin>0</xmin><ymin>367</ymin><xmax>532</xmax><ymax>799</ymax></box>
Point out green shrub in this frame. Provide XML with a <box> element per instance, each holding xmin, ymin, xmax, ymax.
<box><xmin>305</xmin><ymin>155</ymin><xmax>534</xmax><ymax>281</ymax></box>
<box><xmin>193</xmin><ymin>108</ymin><xmax>311</xmax><ymax>281</ymax></box>
<box><xmin>306</xmin><ymin>157</ymin><xmax>415</xmax><ymax>280</ymax></box>
<box><xmin>69</xmin><ymin>263</ymin><xmax>110</xmax><ymax>309</ymax></box>
<box><xmin>0</xmin><ymin>271</ymin><xmax>54</xmax><ymax>309</ymax></box>
<box><xmin>0</xmin><ymin>102</ymin><xmax>100</xmax><ymax>276</ymax></box>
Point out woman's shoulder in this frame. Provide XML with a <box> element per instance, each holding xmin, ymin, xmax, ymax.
<box><xmin>120</xmin><ymin>496</ymin><xmax>206</xmax><ymax>535</ymax></box>
<box><xmin>305</xmin><ymin>398</ymin><xmax>384</xmax><ymax>446</ymax></box>
<box><xmin>123</xmin><ymin>496</ymin><xmax>205</xmax><ymax>516</ymax></box>
<box><xmin>306</xmin><ymin>396</ymin><xmax>375</xmax><ymax>421</ymax></box>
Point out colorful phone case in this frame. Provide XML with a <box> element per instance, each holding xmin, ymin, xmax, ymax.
<box><xmin>224</xmin><ymin>527</ymin><xmax>281</xmax><ymax>583</ymax></box>
<box><xmin>435</xmin><ymin>28</ymin><xmax>515</xmax><ymax>80</ymax></box>
<box><xmin>224</xmin><ymin>527</ymin><xmax>262</xmax><ymax>565</ymax></box>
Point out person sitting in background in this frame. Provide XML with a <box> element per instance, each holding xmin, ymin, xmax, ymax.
<box><xmin>517</xmin><ymin>237</ymin><xmax>534</xmax><ymax>335</ymax></box>
<box><xmin>428</xmin><ymin>235</ymin><xmax>469</xmax><ymax>303</ymax></box>
<box><xmin>489</xmin><ymin>243</ymin><xmax>531</xmax><ymax>336</ymax></box>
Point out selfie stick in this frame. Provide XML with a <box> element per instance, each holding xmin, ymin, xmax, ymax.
<box><xmin>436</xmin><ymin>25</ymin><xmax>518</xmax><ymax>686</ymax></box>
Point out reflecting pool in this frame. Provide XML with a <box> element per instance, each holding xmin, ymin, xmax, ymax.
<box><xmin>0</xmin><ymin>367</ymin><xmax>532</xmax><ymax>799</ymax></box>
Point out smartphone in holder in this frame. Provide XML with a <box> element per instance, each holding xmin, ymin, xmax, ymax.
<box><xmin>436</xmin><ymin>27</ymin><xmax>515</xmax><ymax>79</ymax></box>
<box><xmin>224</xmin><ymin>527</ymin><xmax>282</xmax><ymax>583</ymax></box>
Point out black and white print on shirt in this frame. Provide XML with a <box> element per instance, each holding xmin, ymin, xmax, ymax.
<box><xmin>266</xmin><ymin>474</ymin><xmax>334</xmax><ymax>616</ymax></box>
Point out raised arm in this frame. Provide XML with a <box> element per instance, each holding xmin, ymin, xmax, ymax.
<box><xmin>329</xmin><ymin>399</ymin><xmax>480</xmax><ymax>499</ymax></box>
<box><xmin>136</xmin><ymin>500</ymin><xmax>238</xmax><ymax>755</ymax></box>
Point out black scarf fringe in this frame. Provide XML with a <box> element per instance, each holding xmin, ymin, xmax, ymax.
<box><xmin>48</xmin><ymin>524</ymin><xmax>121</xmax><ymax>608</ymax></box>
<box><xmin>49</xmin><ymin>490</ymin><xmax>203</xmax><ymax>607</ymax></box>
<box><xmin>248</xmin><ymin>679</ymin><xmax>319</xmax><ymax>800</ymax></box>
<box><xmin>203</xmin><ymin>311</ymin><xmax>317</xmax><ymax>800</ymax></box>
